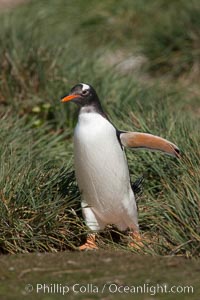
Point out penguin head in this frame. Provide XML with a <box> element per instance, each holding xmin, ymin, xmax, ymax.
<box><xmin>60</xmin><ymin>83</ymin><xmax>98</xmax><ymax>107</ymax></box>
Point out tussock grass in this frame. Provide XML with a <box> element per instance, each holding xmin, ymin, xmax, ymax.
<box><xmin>0</xmin><ymin>115</ymin><xmax>84</xmax><ymax>253</ymax></box>
<box><xmin>137</xmin><ymin>0</ymin><xmax>200</xmax><ymax>79</ymax></box>
<box><xmin>0</xmin><ymin>0</ymin><xmax>199</xmax><ymax>256</ymax></box>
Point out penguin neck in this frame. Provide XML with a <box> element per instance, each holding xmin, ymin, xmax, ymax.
<box><xmin>79</xmin><ymin>99</ymin><xmax>108</xmax><ymax>119</ymax></box>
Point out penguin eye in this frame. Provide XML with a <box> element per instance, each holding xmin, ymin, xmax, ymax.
<box><xmin>82</xmin><ymin>90</ymin><xmax>89</xmax><ymax>96</ymax></box>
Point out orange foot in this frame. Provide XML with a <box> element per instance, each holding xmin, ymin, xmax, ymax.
<box><xmin>79</xmin><ymin>234</ymin><xmax>98</xmax><ymax>251</ymax></box>
<box><xmin>129</xmin><ymin>232</ymin><xmax>144</xmax><ymax>249</ymax></box>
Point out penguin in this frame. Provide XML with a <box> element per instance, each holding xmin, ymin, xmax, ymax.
<box><xmin>61</xmin><ymin>83</ymin><xmax>180</xmax><ymax>250</ymax></box>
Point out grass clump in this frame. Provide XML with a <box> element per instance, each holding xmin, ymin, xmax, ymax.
<box><xmin>138</xmin><ymin>0</ymin><xmax>200</xmax><ymax>79</ymax></box>
<box><xmin>0</xmin><ymin>115</ymin><xmax>84</xmax><ymax>253</ymax></box>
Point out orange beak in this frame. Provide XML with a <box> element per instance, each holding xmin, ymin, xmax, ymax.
<box><xmin>60</xmin><ymin>94</ymin><xmax>80</xmax><ymax>103</ymax></box>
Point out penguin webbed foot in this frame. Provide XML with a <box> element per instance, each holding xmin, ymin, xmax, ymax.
<box><xmin>79</xmin><ymin>234</ymin><xmax>98</xmax><ymax>251</ymax></box>
<box><xmin>128</xmin><ymin>231</ymin><xmax>144</xmax><ymax>249</ymax></box>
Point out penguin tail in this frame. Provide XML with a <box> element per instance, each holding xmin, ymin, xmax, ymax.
<box><xmin>131</xmin><ymin>176</ymin><xmax>144</xmax><ymax>199</ymax></box>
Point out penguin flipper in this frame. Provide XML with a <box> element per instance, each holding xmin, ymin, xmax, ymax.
<box><xmin>132</xmin><ymin>176</ymin><xmax>144</xmax><ymax>198</ymax></box>
<box><xmin>120</xmin><ymin>132</ymin><xmax>180</xmax><ymax>158</ymax></box>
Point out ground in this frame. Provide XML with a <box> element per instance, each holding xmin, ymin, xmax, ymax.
<box><xmin>0</xmin><ymin>251</ymin><xmax>199</xmax><ymax>300</ymax></box>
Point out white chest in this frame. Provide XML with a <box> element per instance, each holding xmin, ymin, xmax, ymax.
<box><xmin>73</xmin><ymin>112</ymin><xmax>132</xmax><ymax>214</ymax></box>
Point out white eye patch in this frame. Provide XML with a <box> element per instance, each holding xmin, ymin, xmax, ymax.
<box><xmin>81</xmin><ymin>83</ymin><xmax>90</xmax><ymax>91</ymax></box>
